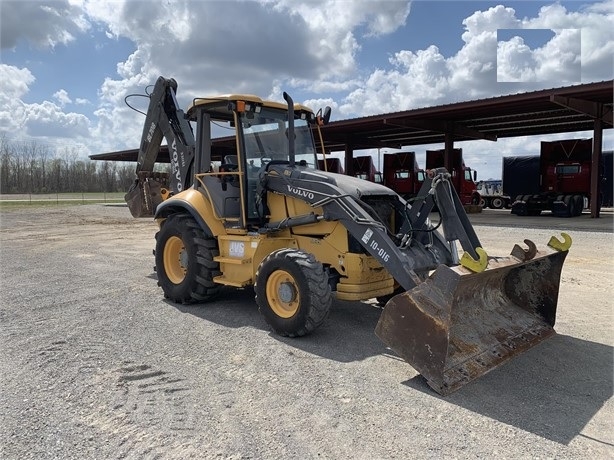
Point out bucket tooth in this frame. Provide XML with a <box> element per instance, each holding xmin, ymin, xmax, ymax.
<box><xmin>511</xmin><ymin>239</ymin><xmax>537</xmax><ymax>261</ymax></box>
<box><xmin>460</xmin><ymin>247</ymin><xmax>488</xmax><ymax>273</ymax></box>
<box><xmin>548</xmin><ymin>232</ymin><xmax>572</xmax><ymax>251</ymax></box>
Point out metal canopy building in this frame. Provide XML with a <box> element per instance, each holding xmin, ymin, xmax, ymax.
<box><xmin>319</xmin><ymin>80</ymin><xmax>613</xmax><ymax>151</ymax></box>
<box><xmin>318</xmin><ymin>80</ymin><xmax>613</xmax><ymax>217</ymax></box>
<box><xmin>90</xmin><ymin>80</ymin><xmax>613</xmax><ymax>216</ymax></box>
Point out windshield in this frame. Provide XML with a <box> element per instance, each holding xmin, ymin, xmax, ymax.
<box><xmin>556</xmin><ymin>164</ymin><xmax>581</xmax><ymax>175</ymax></box>
<box><xmin>240</xmin><ymin>107</ymin><xmax>316</xmax><ymax>168</ymax></box>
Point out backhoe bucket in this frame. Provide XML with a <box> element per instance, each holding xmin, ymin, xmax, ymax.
<box><xmin>375</xmin><ymin>246</ymin><xmax>569</xmax><ymax>395</ymax></box>
<box><xmin>125</xmin><ymin>172</ymin><xmax>169</xmax><ymax>218</ymax></box>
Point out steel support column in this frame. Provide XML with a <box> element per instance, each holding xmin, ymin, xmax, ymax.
<box><xmin>591</xmin><ymin>118</ymin><xmax>603</xmax><ymax>218</ymax></box>
<box><xmin>345</xmin><ymin>138</ymin><xmax>354</xmax><ymax>177</ymax></box>
<box><xmin>444</xmin><ymin>132</ymin><xmax>454</xmax><ymax>173</ymax></box>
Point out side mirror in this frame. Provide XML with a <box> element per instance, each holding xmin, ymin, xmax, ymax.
<box><xmin>316</xmin><ymin>106</ymin><xmax>332</xmax><ymax>125</ymax></box>
<box><xmin>323</xmin><ymin>106</ymin><xmax>331</xmax><ymax>124</ymax></box>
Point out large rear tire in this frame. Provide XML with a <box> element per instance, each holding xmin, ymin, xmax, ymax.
<box><xmin>155</xmin><ymin>213</ymin><xmax>221</xmax><ymax>303</ymax></box>
<box><xmin>255</xmin><ymin>249</ymin><xmax>332</xmax><ymax>337</ymax></box>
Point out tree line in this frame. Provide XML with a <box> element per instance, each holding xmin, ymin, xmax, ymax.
<box><xmin>0</xmin><ymin>137</ymin><xmax>143</xmax><ymax>194</ymax></box>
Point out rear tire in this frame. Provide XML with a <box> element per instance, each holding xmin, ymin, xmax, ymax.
<box><xmin>255</xmin><ymin>249</ymin><xmax>332</xmax><ymax>337</ymax></box>
<box><xmin>155</xmin><ymin>213</ymin><xmax>221</xmax><ymax>303</ymax></box>
<box><xmin>491</xmin><ymin>197</ymin><xmax>504</xmax><ymax>209</ymax></box>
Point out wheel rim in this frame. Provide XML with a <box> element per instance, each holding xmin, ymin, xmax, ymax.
<box><xmin>164</xmin><ymin>236</ymin><xmax>187</xmax><ymax>284</ymax></box>
<box><xmin>266</xmin><ymin>270</ymin><xmax>300</xmax><ymax>318</ymax></box>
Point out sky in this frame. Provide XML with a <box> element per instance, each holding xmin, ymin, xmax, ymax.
<box><xmin>1</xmin><ymin>0</ymin><xmax>613</xmax><ymax>180</ymax></box>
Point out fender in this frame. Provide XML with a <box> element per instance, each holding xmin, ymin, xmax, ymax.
<box><xmin>155</xmin><ymin>188</ymin><xmax>225</xmax><ymax>237</ymax></box>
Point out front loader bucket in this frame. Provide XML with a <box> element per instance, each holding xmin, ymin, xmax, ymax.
<box><xmin>375</xmin><ymin>246</ymin><xmax>569</xmax><ymax>395</ymax></box>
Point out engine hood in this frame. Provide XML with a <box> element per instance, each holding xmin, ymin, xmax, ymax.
<box><xmin>298</xmin><ymin>167</ymin><xmax>397</xmax><ymax>199</ymax></box>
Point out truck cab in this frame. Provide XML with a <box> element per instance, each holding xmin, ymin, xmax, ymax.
<box><xmin>425</xmin><ymin>149</ymin><xmax>480</xmax><ymax>206</ymax></box>
<box><xmin>382</xmin><ymin>152</ymin><xmax>424</xmax><ymax>199</ymax></box>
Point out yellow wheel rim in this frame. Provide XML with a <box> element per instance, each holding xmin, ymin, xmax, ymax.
<box><xmin>163</xmin><ymin>236</ymin><xmax>187</xmax><ymax>284</ymax></box>
<box><xmin>266</xmin><ymin>270</ymin><xmax>299</xmax><ymax>318</ymax></box>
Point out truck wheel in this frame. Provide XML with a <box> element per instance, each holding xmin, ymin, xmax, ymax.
<box><xmin>563</xmin><ymin>195</ymin><xmax>573</xmax><ymax>217</ymax></box>
<box><xmin>255</xmin><ymin>249</ymin><xmax>332</xmax><ymax>337</ymax></box>
<box><xmin>573</xmin><ymin>195</ymin><xmax>584</xmax><ymax>216</ymax></box>
<box><xmin>491</xmin><ymin>197</ymin><xmax>504</xmax><ymax>209</ymax></box>
<box><xmin>155</xmin><ymin>213</ymin><xmax>221</xmax><ymax>303</ymax></box>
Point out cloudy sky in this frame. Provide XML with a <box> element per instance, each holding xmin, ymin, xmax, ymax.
<box><xmin>1</xmin><ymin>0</ymin><xmax>613</xmax><ymax>179</ymax></box>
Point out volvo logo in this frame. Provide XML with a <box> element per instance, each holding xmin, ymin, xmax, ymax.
<box><xmin>286</xmin><ymin>185</ymin><xmax>314</xmax><ymax>200</ymax></box>
<box><xmin>170</xmin><ymin>139</ymin><xmax>182</xmax><ymax>191</ymax></box>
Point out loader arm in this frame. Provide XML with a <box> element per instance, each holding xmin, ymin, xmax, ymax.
<box><xmin>126</xmin><ymin>77</ymin><xmax>196</xmax><ymax>217</ymax></box>
<box><xmin>404</xmin><ymin>168</ymin><xmax>483</xmax><ymax>261</ymax></box>
<box><xmin>260</xmin><ymin>164</ymin><xmax>475</xmax><ymax>291</ymax></box>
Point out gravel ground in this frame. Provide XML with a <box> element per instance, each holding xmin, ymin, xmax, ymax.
<box><xmin>1</xmin><ymin>204</ymin><xmax>612</xmax><ymax>459</ymax></box>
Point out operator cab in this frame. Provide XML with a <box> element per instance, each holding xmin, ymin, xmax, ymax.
<box><xmin>187</xmin><ymin>95</ymin><xmax>321</xmax><ymax>230</ymax></box>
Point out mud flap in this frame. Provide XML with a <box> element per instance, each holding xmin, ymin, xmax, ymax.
<box><xmin>375</xmin><ymin>248</ymin><xmax>569</xmax><ymax>395</ymax></box>
<box><xmin>125</xmin><ymin>172</ymin><xmax>169</xmax><ymax>217</ymax></box>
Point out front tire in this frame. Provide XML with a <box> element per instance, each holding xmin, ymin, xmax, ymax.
<box><xmin>255</xmin><ymin>249</ymin><xmax>332</xmax><ymax>337</ymax></box>
<box><xmin>155</xmin><ymin>213</ymin><xmax>221</xmax><ymax>303</ymax></box>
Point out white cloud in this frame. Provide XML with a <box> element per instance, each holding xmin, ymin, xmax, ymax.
<box><xmin>0</xmin><ymin>65</ymin><xmax>35</xmax><ymax>132</ymax></box>
<box><xmin>517</xmin><ymin>3</ymin><xmax>613</xmax><ymax>80</ymax></box>
<box><xmin>0</xmin><ymin>0</ymin><xmax>90</xmax><ymax>49</ymax></box>
<box><xmin>76</xmin><ymin>0</ymin><xmax>412</xmax><ymax>152</ymax></box>
<box><xmin>24</xmin><ymin>101</ymin><xmax>91</xmax><ymax>138</ymax></box>
<box><xmin>53</xmin><ymin>89</ymin><xmax>72</xmax><ymax>107</ymax></box>
<box><xmin>0</xmin><ymin>64</ymin><xmax>90</xmax><ymax>146</ymax></box>
<box><xmin>0</xmin><ymin>64</ymin><xmax>35</xmax><ymax>96</ymax></box>
<box><xmin>0</xmin><ymin>0</ymin><xmax>611</xmax><ymax>161</ymax></box>
<box><xmin>497</xmin><ymin>36</ymin><xmax>538</xmax><ymax>82</ymax></box>
<box><xmin>532</xmin><ymin>29</ymin><xmax>582</xmax><ymax>82</ymax></box>
<box><xmin>338</xmin><ymin>2</ymin><xmax>613</xmax><ymax>117</ymax></box>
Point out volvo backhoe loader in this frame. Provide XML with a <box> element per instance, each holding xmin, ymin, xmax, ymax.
<box><xmin>119</xmin><ymin>77</ymin><xmax>571</xmax><ymax>395</ymax></box>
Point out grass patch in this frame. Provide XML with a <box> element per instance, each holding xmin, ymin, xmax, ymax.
<box><xmin>0</xmin><ymin>193</ymin><xmax>126</xmax><ymax>210</ymax></box>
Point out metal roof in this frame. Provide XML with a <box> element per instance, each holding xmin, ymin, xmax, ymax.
<box><xmin>89</xmin><ymin>80</ymin><xmax>612</xmax><ymax>163</ymax></box>
<box><xmin>318</xmin><ymin>80</ymin><xmax>613</xmax><ymax>152</ymax></box>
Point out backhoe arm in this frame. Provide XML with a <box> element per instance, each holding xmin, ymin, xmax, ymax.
<box><xmin>126</xmin><ymin>77</ymin><xmax>196</xmax><ymax>217</ymax></box>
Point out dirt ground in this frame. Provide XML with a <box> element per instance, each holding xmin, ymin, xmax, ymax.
<box><xmin>0</xmin><ymin>204</ymin><xmax>612</xmax><ymax>459</ymax></box>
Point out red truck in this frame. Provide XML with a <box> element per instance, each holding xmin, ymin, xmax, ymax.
<box><xmin>425</xmin><ymin>149</ymin><xmax>481</xmax><ymax>206</ymax></box>
<box><xmin>381</xmin><ymin>152</ymin><xmax>424</xmax><ymax>200</ymax></box>
<box><xmin>317</xmin><ymin>157</ymin><xmax>345</xmax><ymax>174</ymax></box>
<box><xmin>510</xmin><ymin>138</ymin><xmax>599</xmax><ymax>217</ymax></box>
<box><xmin>352</xmin><ymin>155</ymin><xmax>378</xmax><ymax>182</ymax></box>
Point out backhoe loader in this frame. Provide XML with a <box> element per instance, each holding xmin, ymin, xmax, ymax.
<box><xmin>116</xmin><ymin>77</ymin><xmax>572</xmax><ymax>395</ymax></box>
